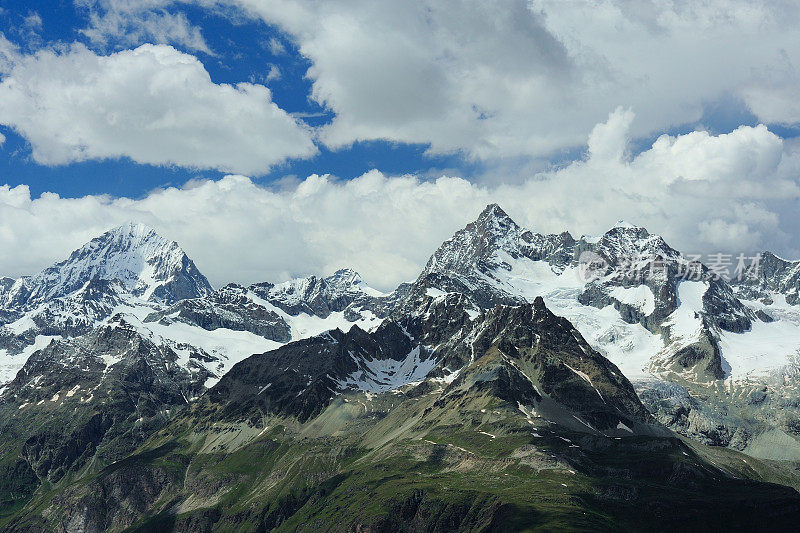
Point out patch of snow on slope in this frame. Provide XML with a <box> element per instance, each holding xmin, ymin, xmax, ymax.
<box><xmin>662</xmin><ymin>281</ymin><xmax>707</xmax><ymax>344</ymax></box>
<box><xmin>0</xmin><ymin>335</ymin><xmax>60</xmax><ymax>388</ymax></box>
<box><xmin>487</xmin><ymin>251</ymin><xmax>664</xmax><ymax>378</ymax></box>
<box><xmin>616</xmin><ymin>421</ymin><xmax>633</xmax><ymax>433</ymax></box>
<box><xmin>5</xmin><ymin>314</ymin><xmax>38</xmax><ymax>335</ymax></box>
<box><xmin>123</xmin><ymin>313</ymin><xmax>280</xmax><ymax>387</ymax></box>
<box><xmin>425</xmin><ymin>287</ymin><xmax>447</xmax><ymax>298</ymax></box>
<box><xmin>718</xmin><ymin>296</ymin><xmax>800</xmax><ymax>379</ymax></box>
<box><xmin>246</xmin><ymin>291</ymin><xmax>382</xmax><ymax>338</ymax></box>
<box><xmin>337</xmin><ymin>346</ymin><xmax>439</xmax><ymax>393</ymax></box>
<box><xmin>609</xmin><ymin>285</ymin><xmax>656</xmax><ymax>316</ymax></box>
<box><xmin>650</xmin><ymin>280</ymin><xmax>709</xmax><ymax>373</ymax></box>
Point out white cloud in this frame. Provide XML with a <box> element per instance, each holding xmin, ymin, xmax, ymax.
<box><xmin>78</xmin><ymin>0</ymin><xmax>213</xmax><ymax>54</ymax></box>
<box><xmin>0</xmin><ymin>43</ymin><xmax>317</xmax><ymax>174</ymax></box>
<box><xmin>265</xmin><ymin>64</ymin><xmax>280</xmax><ymax>82</ymax></box>
<box><xmin>267</xmin><ymin>37</ymin><xmax>286</xmax><ymax>56</ymax></box>
<box><xmin>513</xmin><ymin>109</ymin><xmax>800</xmax><ymax>257</ymax></box>
<box><xmin>22</xmin><ymin>12</ymin><xmax>43</xmax><ymax>31</ymax></box>
<box><xmin>1</xmin><ymin>110</ymin><xmax>798</xmax><ymax>291</ymax></box>
<box><xmin>215</xmin><ymin>0</ymin><xmax>800</xmax><ymax>163</ymax></box>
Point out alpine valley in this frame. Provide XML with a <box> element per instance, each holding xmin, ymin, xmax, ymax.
<box><xmin>3</xmin><ymin>206</ymin><xmax>800</xmax><ymax>531</ymax></box>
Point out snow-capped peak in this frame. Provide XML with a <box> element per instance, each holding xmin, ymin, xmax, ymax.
<box><xmin>108</xmin><ymin>221</ymin><xmax>156</xmax><ymax>238</ymax></box>
<box><xmin>475</xmin><ymin>203</ymin><xmax>519</xmax><ymax>237</ymax></box>
<box><xmin>420</xmin><ymin>204</ymin><xmax>528</xmax><ymax>278</ymax></box>
<box><xmin>327</xmin><ymin>268</ymin><xmax>364</xmax><ymax>288</ymax></box>
<box><xmin>3</xmin><ymin>222</ymin><xmax>213</xmax><ymax>310</ymax></box>
<box><xmin>613</xmin><ymin>220</ymin><xmax>639</xmax><ymax>230</ymax></box>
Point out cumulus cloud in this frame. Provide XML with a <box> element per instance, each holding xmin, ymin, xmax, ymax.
<box><xmin>230</xmin><ymin>0</ymin><xmax>575</xmax><ymax>159</ymax></box>
<box><xmin>1</xmin><ymin>110</ymin><xmax>798</xmax><ymax>291</ymax></box>
<box><xmin>515</xmin><ymin>109</ymin><xmax>800</xmax><ymax>256</ymax></box>
<box><xmin>213</xmin><ymin>0</ymin><xmax>800</xmax><ymax>163</ymax></box>
<box><xmin>8</xmin><ymin>0</ymin><xmax>792</xmax><ymax>175</ymax></box>
<box><xmin>0</xmin><ymin>43</ymin><xmax>317</xmax><ymax>174</ymax></box>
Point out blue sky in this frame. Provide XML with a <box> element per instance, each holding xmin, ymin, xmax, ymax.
<box><xmin>0</xmin><ymin>0</ymin><xmax>484</xmax><ymax>199</ymax></box>
<box><xmin>1</xmin><ymin>0</ymin><xmax>797</xmax><ymax>200</ymax></box>
<box><xmin>0</xmin><ymin>1</ymin><xmax>799</xmax><ymax>289</ymax></box>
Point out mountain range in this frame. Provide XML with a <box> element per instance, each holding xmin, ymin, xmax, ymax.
<box><xmin>3</xmin><ymin>205</ymin><xmax>800</xmax><ymax>531</ymax></box>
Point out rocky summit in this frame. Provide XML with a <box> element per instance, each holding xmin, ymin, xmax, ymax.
<box><xmin>4</xmin><ymin>208</ymin><xmax>800</xmax><ymax>531</ymax></box>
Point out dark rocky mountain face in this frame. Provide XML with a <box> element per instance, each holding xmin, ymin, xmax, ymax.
<box><xmin>205</xmin><ymin>323</ymin><xmax>416</xmax><ymax>423</ymax></box>
<box><xmin>144</xmin><ymin>283</ymin><xmax>292</xmax><ymax>342</ymax></box>
<box><xmin>203</xmin><ymin>294</ymin><xmax>657</xmax><ymax>437</ymax></box>
<box><xmin>467</xmin><ymin>298</ymin><xmax>655</xmax><ymax>431</ymax></box>
<box><xmin>0</xmin><ymin>316</ymin><xmax>213</xmax><ymax>496</ymax></box>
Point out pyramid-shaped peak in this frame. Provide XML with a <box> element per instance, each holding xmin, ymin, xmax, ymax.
<box><xmin>329</xmin><ymin>268</ymin><xmax>362</xmax><ymax>281</ymax></box>
<box><xmin>611</xmin><ymin>220</ymin><xmax>644</xmax><ymax>230</ymax></box>
<box><xmin>479</xmin><ymin>203</ymin><xmax>508</xmax><ymax>218</ymax></box>
<box><xmin>419</xmin><ymin>204</ymin><xmax>527</xmax><ymax>279</ymax></box>
<box><xmin>102</xmin><ymin>221</ymin><xmax>164</xmax><ymax>243</ymax></box>
<box><xmin>594</xmin><ymin>220</ymin><xmax>684</xmax><ymax>263</ymax></box>
<box><xmin>325</xmin><ymin>268</ymin><xmax>365</xmax><ymax>290</ymax></box>
<box><xmin>476</xmin><ymin>203</ymin><xmax>514</xmax><ymax>224</ymax></box>
<box><xmin>470</xmin><ymin>203</ymin><xmax>522</xmax><ymax>238</ymax></box>
<box><xmin>604</xmin><ymin>220</ymin><xmax>650</xmax><ymax>238</ymax></box>
<box><xmin>85</xmin><ymin>222</ymin><xmax>175</xmax><ymax>260</ymax></box>
<box><xmin>8</xmin><ymin>223</ymin><xmax>213</xmax><ymax>308</ymax></box>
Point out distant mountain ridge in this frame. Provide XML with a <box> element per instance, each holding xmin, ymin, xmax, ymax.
<box><xmin>4</xmin><ymin>208</ymin><xmax>800</xmax><ymax>530</ymax></box>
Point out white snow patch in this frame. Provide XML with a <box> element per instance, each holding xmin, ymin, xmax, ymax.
<box><xmin>609</xmin><ymin>285</ymin><xmax>656</xmax><ymax>316</ymax></box>
<box><xmin>616</xmin><ymin>421</ymin><xmax>633</xmax><ymax>433</ymax></box>
<box><xmin>718</xmin><ymin>295</ymin><xmax>800</xmax><ymax>379</ymax></box>
<box><xmin>425</xmin><ymin>287</ymin><xmax>447</xmax><ymax>298</ymax></box>
<box><xmin>0</xmin><ymin>335</ymin><xmax>60</xmax><ymax>386</ymax></box>
<box><xmin>122</xmin><ymin>312</ymin><xmax>280</xmax><ymax>387</ymax></box>
<box><xmin>655</xmin><ymin>280</ymin><xmax>708</xmax><ymax>366</ymax></box>
<box><xmin>336</xmin><ymin>346</ymin><xmax>439</xmax><ymax>393</ymax></box>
